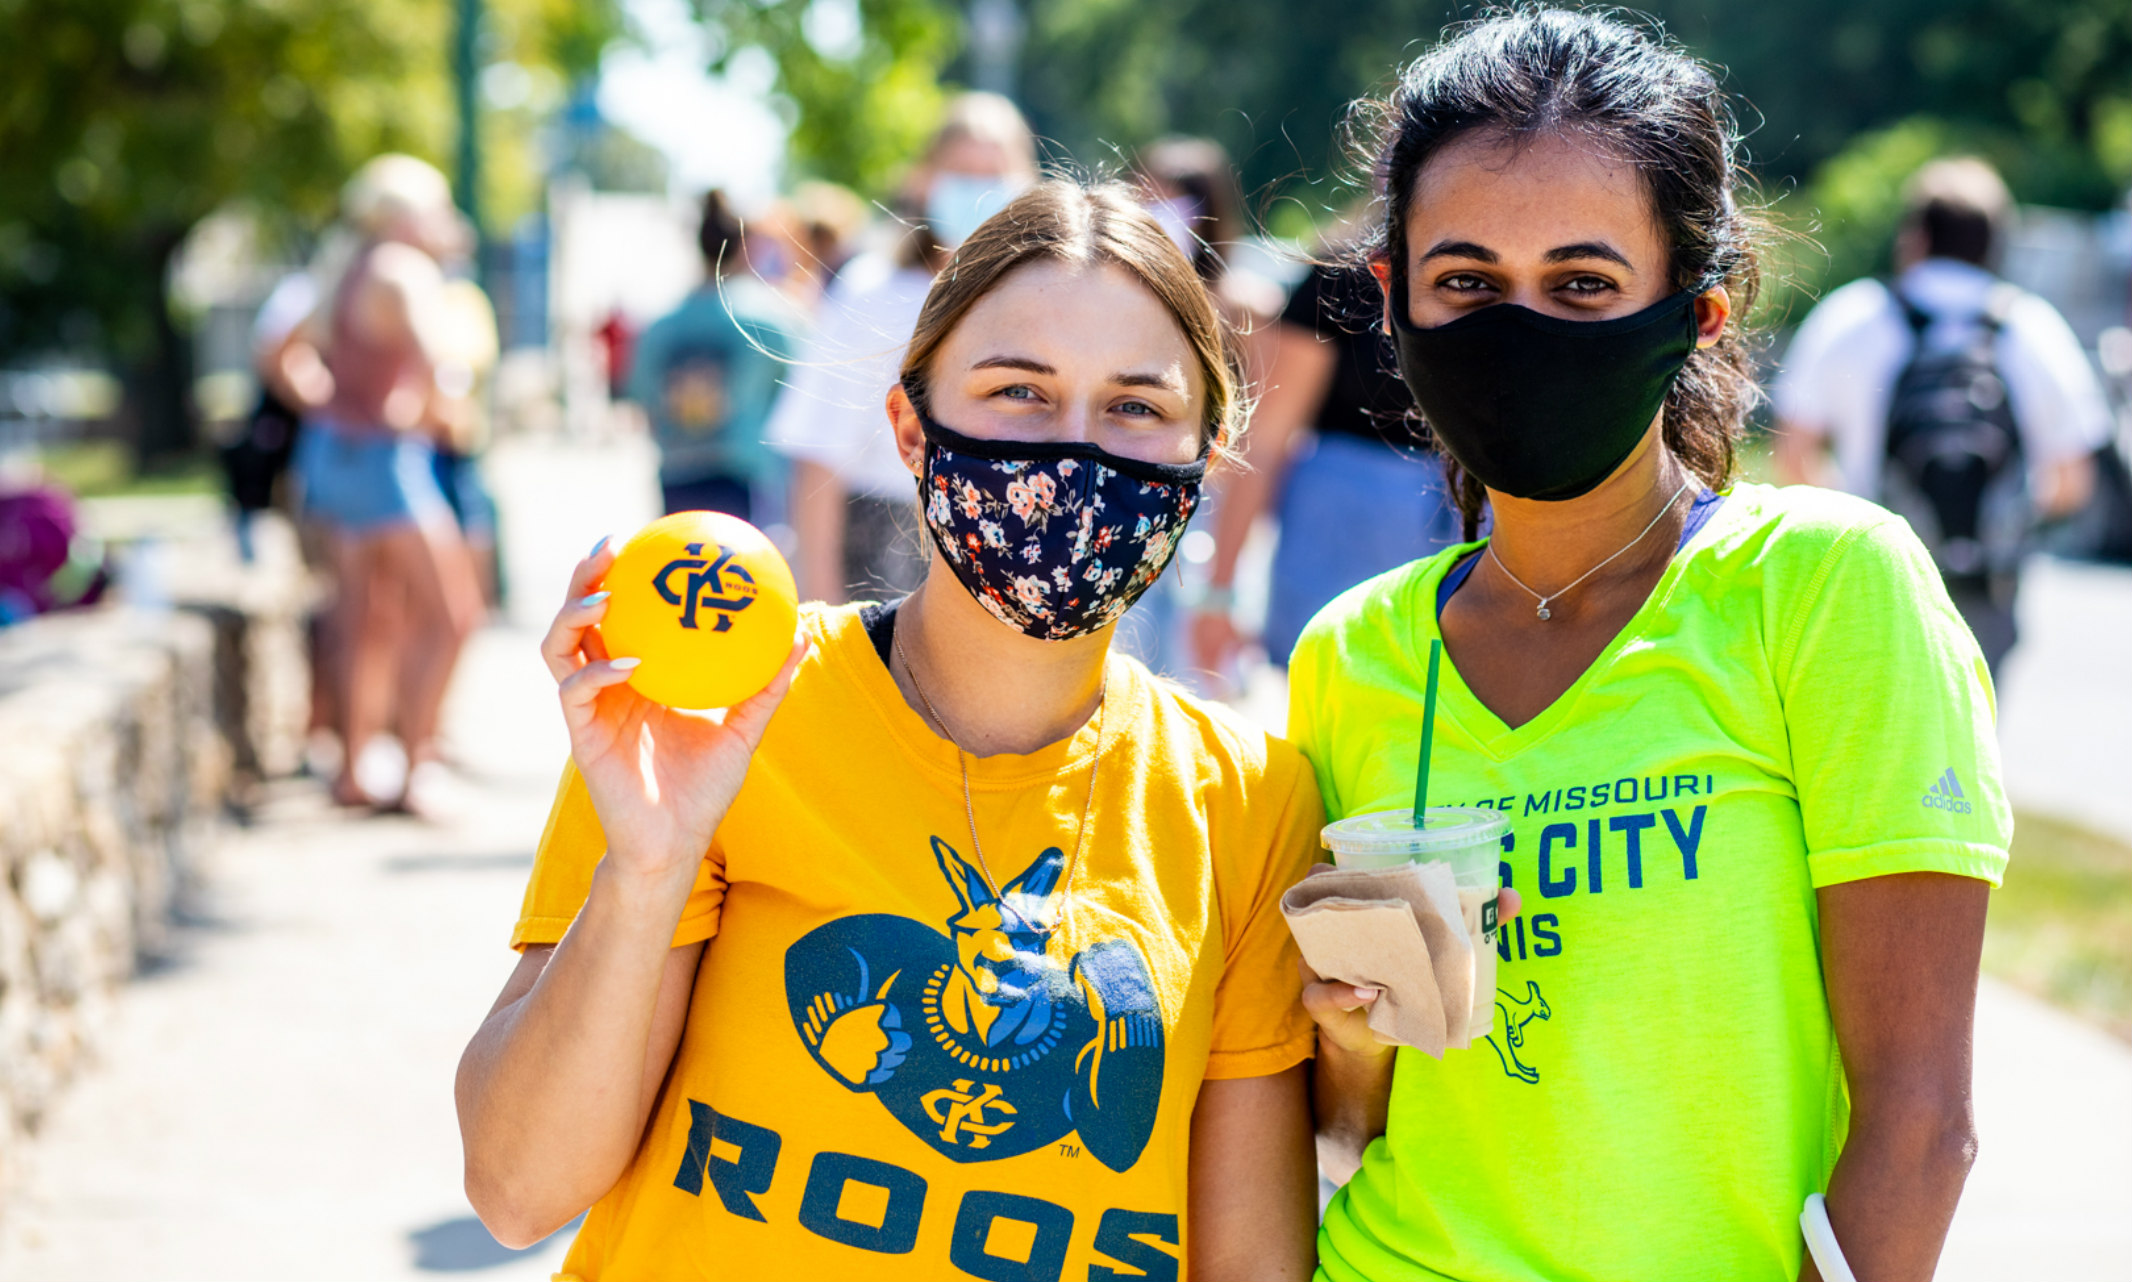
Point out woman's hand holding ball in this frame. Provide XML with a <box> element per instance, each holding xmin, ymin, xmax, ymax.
<box><xmin>539</xmin><ymin>516</ymin><xmax>807</xmax><ymax>888</ymax></box>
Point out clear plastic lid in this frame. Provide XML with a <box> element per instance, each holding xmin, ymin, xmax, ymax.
<box><xmin>1320</xmin><ymin>806</ymin><xmax>1509</xmax><ymax>857</ymax></box>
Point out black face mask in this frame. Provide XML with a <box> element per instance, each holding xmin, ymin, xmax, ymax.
<box><xmin>1387</xmin><ymin>275</ymin><xmax>1702</xmax><ymax>501</ymax></box>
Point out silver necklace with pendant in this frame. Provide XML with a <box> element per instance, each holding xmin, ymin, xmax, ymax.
<box><xmin>1485</xmin><ymin>477</ymin><xmax>1694</xmax><ymax>621</ymax></box>
<box><xmin>892</xmin><ymin>619</ymin><xmax>1106</xmax><ymax>926</ymax></box>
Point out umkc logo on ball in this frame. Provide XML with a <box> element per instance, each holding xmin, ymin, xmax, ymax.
<box><xmin>785</xmin><ymin>838</ymin><xmax>1166</xmax><ymax>1170</ymax></box>
<box><xmin>654</xmin><ymin>541</ymin><xmax>758</xmax><ymax>632</ymax></box>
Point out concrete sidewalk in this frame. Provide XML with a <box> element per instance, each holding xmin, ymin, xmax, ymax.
<box><xmin>0</xmin><ymin>432</ymin><xmax>659</xmax><ymax>1281</ymax></box>
<box><xmin>1939</xmin><ymin>555</ymin><xmax>2132</xmax><ymax>1278</ymax></box>
<box><xmin>1997</xmin><ymin>556</ymin><xmax>2132</xmax><ymax>846</ymax></box>
<box><xmin>0</xmin><ymin>627</ymin><xmax>580</xmax><ymax>1281</ymax></box>
<box><xmin>1940</xmin><ymin>978</ymin><xmax>2132</xmax><ymax>1278</ymax></box>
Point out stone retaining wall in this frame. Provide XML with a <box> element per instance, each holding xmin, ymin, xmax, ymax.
<box><xmin>0</xmin><ymin>514</ymin><xmax>311</xmax><ymax>1188</ymax></box>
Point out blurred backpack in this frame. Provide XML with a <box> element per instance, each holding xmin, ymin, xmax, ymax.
<box><xmin>219</xmin><ymin>385</ymin><xmax>303</xmax><ymax>513</ymax></box>
<box><xmin>1880</xmin><ymin>283</ymin><xmax>2030</xmax><ymax>585</ymax></box>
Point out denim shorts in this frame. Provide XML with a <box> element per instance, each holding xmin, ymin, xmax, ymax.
<box><xmin>1262</xmin><ymin>434</ymin><xmax>1464</xmax><ymax>665</ymax></box>
<box><xmin>294</xmin><ymin>421</ymin><xmax>453</xmax><ymax>533</ymax></box>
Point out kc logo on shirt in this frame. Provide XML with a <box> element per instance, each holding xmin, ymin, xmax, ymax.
<box><xmin>653</xmin><ymin>541</ymin><xmax>758</xmax><ymax>632</ymax></box>
<box><xmin>783</xmin><ymin>836</ymin><xmax>1167</xmax><ymax>1171</ymax></box>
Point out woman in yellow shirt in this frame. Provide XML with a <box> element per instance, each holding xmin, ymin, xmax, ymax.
<box><xmin>455</xmin><ymin>181</ymin><xmax>1321</xmax><ymax>1281</ymax></box>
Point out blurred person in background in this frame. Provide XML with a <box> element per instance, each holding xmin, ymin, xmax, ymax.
<box><xmin>246</xmin><ymin>265</ymin><xmax>345</xmax><ymax>757</ymax></box>
<box><xmin>1124</xmin><ymin>137</ymin><xmax>1283</xmax><ymax>679</ymax></box>
<box><xmin>1136</xmin><ymin>136</ymin><xmax>1285</xmax><ymax>324</ymax></box>
<box><xmin>286</xmin><ymin>154</ymin><xmax>484</xmax><ymax>812</ymax></box>
<box><xmin>1774</xmin><ymin>157</ymin><xmax>2109</xmax><ymax>671</ymax></box>
<box><xmin>626</xmin><ymin>190</ymin><xmax>802</xmax><ymax>523</ymax></box>
<box><xmin>1188</xmin><ymin>209</ymin><xmax>1461</xmax><ymax>683</ymax></box>
<box><xmin>767</xmin><ymin>92</ymin><xmax>1037</xmax><ymax>603</ymax></box>
<box><xmin>222</xmin><ymin>267</ymin><xmax>318</xmax><ymax>563</ymax></box>
<box><xmin>782</xmin><ymin>179</ymin><xmax>869</xmax><ymax>306</ymax></box>
<box><xmin>430</xmin><ymin>253</ymin><xmax>503</xmax><ymax>607</ymax></box>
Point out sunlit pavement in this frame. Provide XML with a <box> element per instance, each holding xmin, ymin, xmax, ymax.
<box><xmin>0</xmin><ymin>623</ymin><xmax>581</xmax><ymax>1280</ymax></box>
<box><xmin>0</xmin><ymin>438</ymin><xmax>2126</xmax><ymax>1277</ymax></box>
<box><xmin>0</xmin><ymin>431</ymin><xmax>656</xmax><ymax>1281</ymax></box>
<box><xmin>1940</xmin><ymin>555</ymin><xmax>2132</xmax><ymax>1277</ymax></box>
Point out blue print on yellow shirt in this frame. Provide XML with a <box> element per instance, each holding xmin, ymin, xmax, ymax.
<box><xmin>784</xmin><ymin>837</ymin><xmax>1166</xmax><ymax>1171</ymax></box>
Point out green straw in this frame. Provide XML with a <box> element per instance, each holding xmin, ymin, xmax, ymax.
<box><xmin>1413</xmin><ymin>638</ymin><xmax>1442</xmax><ymax>828</ymax></box>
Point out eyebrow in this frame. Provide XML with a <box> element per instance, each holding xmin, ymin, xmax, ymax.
<box><xmin>1544</xmin><ymin>241</ymin><xmax>1634</xmax><ymax>268</ymax></box>
<box><xmin>1420</xmin><ymin>239</ymin><xmax>1497</xmax><ymax>263</ymax></box>
<box><xmin>1418</xmin><ymin>239</ymin><xmax>1635</xmax><ymax>269</ymax></box>
<box><xmin>971</xmin><ymin>354</ymin><xmax>1187</xmax><ymax>393</ymax></box>
<box><xmin>970</xmin><ymin>355</ymin><xmax>1054</xmax><ymax>375</ymax></box>
<box><xmin>1114</xmin><ymin>370</ymin><xmax>1188</xmax><ymax>392</ymax></box>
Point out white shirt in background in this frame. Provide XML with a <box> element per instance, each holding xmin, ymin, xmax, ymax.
<box><xmin>1772</xmin><ymin>257</ymin><xmax>2111</xmax><ymax>498</ymax></box>
<box><xmin>251</xmin><ymin>271</ymin><xmax>319</xmax><ymax>360</ymax></box>
<box><xmin>764</xmin><ymin>254</ymin><xmax>935</xmax><ymax>498</ymax></box>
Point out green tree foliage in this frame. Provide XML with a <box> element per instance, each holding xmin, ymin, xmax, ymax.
<box><xmin>694</xmin><ymin>0</ymin><xmax>961</xmax><ymax>197</ymax></box>
<box><xmin>701</xmin><ymin>0</ymin><xmax>2132</xmax><ymax>257</ymax></box>
<box><xmin>0</xmin><ymin>0</ymin><xmax>618</xmax><ymax>460</ymax></box>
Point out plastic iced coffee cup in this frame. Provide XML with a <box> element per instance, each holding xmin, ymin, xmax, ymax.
<box><xmin>1320</xmin><ymin>806</ymin><xmax>1508</xmax><ymax>1040</ymax></box>
<box><xmin>1321</xmin><ymin>807</ymin><xmax>1507</xmax><ymax>879</ymax></box>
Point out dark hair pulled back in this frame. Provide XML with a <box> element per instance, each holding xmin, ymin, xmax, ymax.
<box><xmin>1363</xmin><ymin>6</ymin><xmax>1766</xmax><ymax>535</ymax></box>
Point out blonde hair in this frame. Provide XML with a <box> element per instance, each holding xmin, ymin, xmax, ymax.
<box><xmin>341</xmin><ymin>154</ymin><xmax>453</xmax><ymax>236</ymax></box>
<box><xmin>928</xmin><ymin>92</ymin><xmax>1037</xmax><ymax>175</ymax></box>
<box><xmin>899</xmin><ymin>179</ymin><xmax>1244</xmax><ymax>455</ymax></box>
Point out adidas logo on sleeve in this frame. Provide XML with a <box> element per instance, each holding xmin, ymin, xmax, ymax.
<box><xmin>1922</xmin><ymin>768</ymin><xmax>1973</xmax><ymax>814</ymax></box>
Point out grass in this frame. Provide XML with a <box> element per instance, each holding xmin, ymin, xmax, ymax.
<box><xmin>1983</xmin><ymin>811</ymin><xmax>2132</xmax><ymax>1041</ymax></box>
<box><xmin>38</xmin><ymin>440</ymin><xmax>219</xmax><ymax>499</ymax></box>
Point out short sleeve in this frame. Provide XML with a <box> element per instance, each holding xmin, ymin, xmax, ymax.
<box><xmin>2002</xmin><ymin>296</ymin><xmax>2113</xmax><ymax>464</ymax></box>
<box><xmin>763</xmin><ymin>278</ymin><xmax>890</xmax><ymax>469</ymax></box>
<box><xmin>623</xmin><ymin>319</ymin><xmax>665</xmax><ymax>411</ymax></box>
<box><xmin>1769</xmin><ymin>289</ymin><xmax>1857</xmax><ymax>431</ymax></box>
<box><xmin>1283</xmin><ymin>621</ymin><xmax>1345</xmax><ymax>821</ymax></box>
<box><xmin>1775</xmin><ymin>516</ymin><xmax>2012</xmax><ymax>888</ymax></box>
<box><xmin>1204</xmin><ymin>750</ymin><xmax>1324</xmax><ymax>1079</ymax></box>
<box><xmin>510</xmin><ymin>761</ymin><xmax>727</xmax><ymax>950</ymax></box>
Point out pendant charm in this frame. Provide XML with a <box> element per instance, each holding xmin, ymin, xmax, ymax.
<box><xmin>1536</xmin><ymin>604</ymin><xmax>1552</xmax><ymax>620</ymax></box>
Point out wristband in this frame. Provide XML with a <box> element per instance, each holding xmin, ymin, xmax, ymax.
<box><xmin>1800</xmin><ymin>1193</ymin><xmax>1858</xmax><ymax>1282</ymax></box>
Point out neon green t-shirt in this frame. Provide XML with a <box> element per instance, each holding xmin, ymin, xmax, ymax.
<box><xmin>1287</xmin><ymin>483</ymin><xmax>2010</xmax><ymax>1282</ymax></box>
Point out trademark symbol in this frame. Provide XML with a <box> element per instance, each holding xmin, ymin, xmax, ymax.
<box><xmin>1057</xmin><ymin>1143</ymin><xmax>1080</xmax><ymax>1158</ymax></box>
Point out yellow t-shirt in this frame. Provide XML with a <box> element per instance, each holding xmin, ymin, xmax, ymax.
<box><xmin>514</xmin><ymin>603</ymin><xmax>1320</xmax><ymax>1281</ymax></box>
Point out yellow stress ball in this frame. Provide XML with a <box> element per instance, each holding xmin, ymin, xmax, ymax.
<box><xmin>598</xmin><ymin>511</ymin><xmax>799</xmax><ymax>710</ymax></box>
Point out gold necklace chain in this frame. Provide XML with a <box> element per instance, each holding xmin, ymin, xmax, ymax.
<box><xmin>1486</xmin><ymin>477</ymin><xmax>1694</xmax><ymax>621</ymax></box>
<box><xmin>892</xmin><ymin>618</ymin><xmax>1107</xmax><ymax>924</ymax></box>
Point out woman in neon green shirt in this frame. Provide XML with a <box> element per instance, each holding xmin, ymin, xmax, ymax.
<box><xmin>1292</xmin><ymin>11</ymin><xmax>2008</xmax><ymax>1281</ymax></box>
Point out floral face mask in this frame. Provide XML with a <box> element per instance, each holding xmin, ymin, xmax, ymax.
<box><xmin>910</xmin><ymin>390</ymin><xmax>1208</xmax><ymax>641</ymax></box>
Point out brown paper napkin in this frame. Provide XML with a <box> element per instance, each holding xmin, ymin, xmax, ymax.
<box><xmin>1281</xmin><ymin>861</ymin><xmax>1494</xmax><ymax>1057</ymax></box>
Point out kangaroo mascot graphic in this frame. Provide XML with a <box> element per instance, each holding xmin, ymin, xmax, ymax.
<box><xmin>1486</xmin><ymin>981</ymin><xmax>1552</xmax><ymax>1084</ymax></box>
<box><xmin>783</xmin><ymin>837</ymin><xmax>1166</xmax><ymax>1170</ymax></box>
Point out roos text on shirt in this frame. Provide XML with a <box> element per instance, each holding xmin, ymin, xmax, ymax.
<box><xmin>670</xmin><ymin>1099</ymin><xmax>1181</xmax><ymax>1281</ymax></box>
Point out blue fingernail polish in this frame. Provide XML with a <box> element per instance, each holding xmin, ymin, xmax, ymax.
<box><xmin>576</xmin><ymin>590</ymin><xmax>610</xmax><ymax>609</ymax></box>
<box><xmin>590</xmin><ymin>534</ymin><xmax>612</xmax><ymax>558</ymax></box>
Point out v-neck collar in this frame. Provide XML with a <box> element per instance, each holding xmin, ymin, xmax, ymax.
<box><xmin>1410</xmin><ymin>494</ymin><xmax>1733</xmax><ymax>761</ymax></box>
